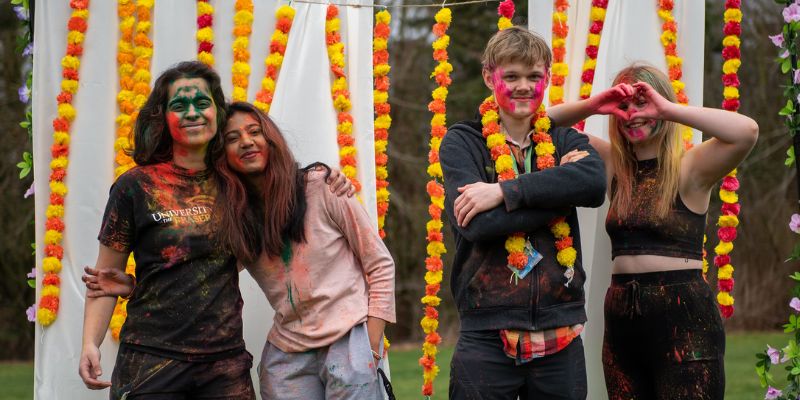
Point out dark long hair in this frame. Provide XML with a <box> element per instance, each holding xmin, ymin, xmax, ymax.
<box><xmin>131</xmin><ymin>61</ymin><xmax>227</xmax><ymax>166</ymax></box>
<box><xmin>213</xmin><ymin>102</ymin><xmax>327</xmax><ymax>264</ymax></box>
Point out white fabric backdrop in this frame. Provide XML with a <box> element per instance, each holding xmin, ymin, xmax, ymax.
<box><xmin>530</xmin><ymin>1</ymin><xmax>704</xmax><ymax>398</ymax></box>
<box><xmin>32</xmin><ymin>1</ymin><xmax>375</xmax><ymax>399</ymax></box>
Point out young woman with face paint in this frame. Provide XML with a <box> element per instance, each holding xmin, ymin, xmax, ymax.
<box><xmin>548</xmin><ymin>64</ymin><xmax>759</xmax><ymax>399</ymax></box>
<box><xmin>213</xmin><ymin>102</ymin><xmax>395</xmax><ymax>400</ymax></box>
<box><xmin>79</xmin><ymin>62</ymin><xmax>353</xmax><ymax>399</ymax></box>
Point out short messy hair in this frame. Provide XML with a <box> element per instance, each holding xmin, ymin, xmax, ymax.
<box><xmin>482</xmin><ymin>26</ymin><xmax>552</xmax><ymax>71</ymax></box>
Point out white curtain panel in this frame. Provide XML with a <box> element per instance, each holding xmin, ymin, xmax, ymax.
<box><xmin>530</xmin><ymin>1</ymin><xmax>704</xmax><ymax>398</ymax></box>
<box><xmin>32</xmin><ymin>1</ymin><xmax>375</xmax><ymax>398</ymax></box>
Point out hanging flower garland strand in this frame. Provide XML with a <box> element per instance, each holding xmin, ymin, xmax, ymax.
<box><xmin>373</xmin><ymin>10</ymin><xmax>392</xmax><ymax>239</ymax></box>
<box><xmin>326</xmin><ymin>5</ymin><xmax>362</xmax><ymax>193</ymax></box>
<box><xmin>549</xmin><ymin>0</ymin><xmax>569</xmax><ymax>105</ymax></box>
<box><xmin>38</xmin><ymin>0</ymin><xmax>90</xmax><ymax>326</ymax></box>
<box><xmin>232</xmin><ymin>0</ymin><xmax>254</xmax><ymax>102</ymax></box>
<box><xmin>254</xmin><ymin>5</ymin><xmax>295</xmax><ymax>114</ymax></box>
<box><xmin>715</xmin><ymin>0</ymin><xmax>743</xmax><ymax>319</ymax></box>
<box><xmin>656</xmin><ymin>0</ymin><xmax>693</xmax><ymax>149</ymax></box>
<box><xmin>574</xmin><ymin>0</ymin><xmax>608</xmax><ymax>131</ymax></box>
<box><xmin>419</xmin><ymin>8</ymin><xmax>452</xmax><ymax>397</ymax></box>
<box><xmin>196</xmin><ymin>0</ymin><xmax>215</xmax><ymax>66</ymax></box>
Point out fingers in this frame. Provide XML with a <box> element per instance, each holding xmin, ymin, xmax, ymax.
<box><xmin>346</xmin><ymin>184</ymin><xmax>356</xmax><ymax>198</ymax></box>
<box><xmin>560</xmin><ymin>150</ymin><xmax>590</xmax><ymax>165</ymax></box>
<box><xmin>79</xmin><ymin>353</ymin><xmax>111</xmax><ymax>389</ymax></box>
<box><xmin>461</xmin><ymin>206</ymin><xmax>478</xmax><ymax>227</ymax></box>
<box><xmin>84</xmin><ymin>266</ymin><xmax>99</xmax><ymax>276</ymax></box>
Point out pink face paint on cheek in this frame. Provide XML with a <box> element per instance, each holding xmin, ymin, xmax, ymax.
<box><xmin>528</xmin><ymin>78</ymin><xmax>547</xmax><ymax>110</ymax></box>
<box><xmin>492</xmin><ymin>69</ymin><xmax>516</xmax><ymax>112</ymax></box>
<box><xmin>166</xmin><ymin>113</ymin><xmax>185</xmax><ymax>142</ymax></box>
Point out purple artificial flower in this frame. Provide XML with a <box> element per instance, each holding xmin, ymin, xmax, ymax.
<box><xmin>768</xmin><ymin>345</ymin><xmax>782</xmax><ymax>364</ymax></box>
<box><xmin>791</xmin><ymin>297</ymin><xmax>800</xmax><ymax>312</ymax></box>
<box><xmin>782</xmin><ymin>49</ymin><xmax>791</xmax><ymax>59</ymax></box>
<box><xmin>794</xmin><ymin>69</ymin><xmax>800</xmax><ymax>85</ymax></box>
<box><xmin>26</xmin><ymin>267</ymin><xmax>35</xmax><ymax>279</ymax></box>
<box><xmin>785</xmin><ymin>3</ymin><xmax>800</xmax><ymax>23</ymax></box>
<box><xmin>791</xmin><ymin>214</ymin><xmax>800</xmax><ymax>234</ymax></box>
<box><xmin>18</xmin><ymin>84</ymin><xmax>29</xmax><ymax>104</ymax></box>
<box><xmin>770</xmin><ymin>33</ymin><xmax>785</xmax><ymax>48</ymax></box>
<box><xmin>25</xmin><ymin>304</ymin><xmax>36</xmax><ymax>322</ymax></box>
<box><xmin>22</xmin><ymin>42</ymin><xmax>33</xmax><ymax>58</ymax></box>
<box><xmin>13</xmin><ymin>6</ymin><xmax>28</xmax><ymax>21</ymax></box>
<box><xmin>23</xmin><ymin>182</ymin><xmax>34</xmax><ymax>199</ymax></box>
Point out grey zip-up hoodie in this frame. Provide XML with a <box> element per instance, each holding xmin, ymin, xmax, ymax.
<box><xmin>440</xmin><ymin>118</ymin><xmax>606</xmax><ymax>332</ymax></box>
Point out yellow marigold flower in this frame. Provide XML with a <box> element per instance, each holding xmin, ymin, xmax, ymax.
<box><xmin>373</xmin><ymin>90</ymin><xmax>389</xmax><ymax>104</ymax></box>
<box><xmin>553</xmin><ymin>12</ymin><xmax>567</xmax><ymax>23</ymax></box>
<box><xmin>329</xmin><ymin>52</ymin><xmax>345</xmax><ymax>69</ymax></box>
<box><xmin>198</xmin><ymin>52</ymin><xmax>215</xmax><ymax>66</ymax></box>
<box><xmin>325</xmin><ymin>18</ymin><xmax>341</xmax><ymax>34</ymax></box>
<box><xmin>671</xmin><ymin>80</ymin><xmax>685</xmax><ymax>92</ymax></box>
<box><xmin>377</xmin><ymin>188</ymin><xmax>391</xmax><ymax>202</ymax></box>
<box><xmin>549</xmin><ymin>87</ymin><xmax>564</xmax><ymax>102</ymax></box>
<box><xmin>431</xmin><ymin>195</ymin><xmax>444</xmax><ymax>210</ymax></box>
<box><xmin>481</xmin><ymin>110</ymin><xmax>499</xmax><ymax>126</ymax></box>
<box><xmin>51</xmin><ymin>156</ymin><xmax>69</xmax><ymax>170</ymax></box>
<box><xmin>431</xmin><ymin>113</ymin><xmax>446</xmax><ymax>127</ymax></box>
<box><xmin>375</xmin><ymin>115</ymin><xmax>392</xmax><ymax>130</ymax></box>
<box><xmin>115</xmin><ymin>165</ymin><xmax>133</xmax><ymax>179</ymax></box>
<box><xmin>42</xmin><ymin>257</ymin><xmax>62</xmax><ymax>273</ymax></box>
<box><xmin>233</xmin><ymin>36</ymin><xmax>250</xmax><ymax>52</ymax></box>
<box><xmin>702</xmin><ymin>258</ymin><xmax>709</xmax><ymax>275</ymax></box>
<box><xmin>373</xmin><ymin>64</ymin><xmax>391</xmax><ymax>76</ymax></box>
<box><xmin>133</xmin><ymin>69</ymin><xmax>151</xmax><ymax>83</ymax></box>
<box><xmin>37</xmin><ymin>308</ymin><xmax>56</xmax><ymax>326</ymax></box>
<box><xmin>497</xmin><ymin>17</ymin><xmax>513</xmax><ymax>31</ymax></box>
<box><xmin>133</xmin><ymin>94</ymin><xmax>147</xmax><ymax>108</ymax></box>
<box><xmin>657</xmin><ymin>9</ymin><xmax>674</xmax><ymax>22</ymax></box>
<box><xmin>373</xmin><ymin>38</ymin><xmax>388</xmax><ymax>51</ymax></box>
<box><xmin>590</xmin><ymin>6</ymin><xmax>606</xmax><ymax>21</ymax></box>
<box><xmin>425</xmin><ymin>270</ymin><xmax>444</xmax><ymax>285</ymax></box>
<box><xmin>422</xmin><ymin>342</ymin><xmax>438</xmax><ymax>357</ymax></box>
<box><xmin>332</xmin><ymin>77</ymin><xmax>348</xmax><ymax>92</ymax></box>
<box><xmin>260</xmin><ymin>77</ymin><xmax>276</xmax><ymax>93</ymax></box>
<box><xmin>333</xmin><ymin>95</ymin><xmax>351</xmax><ymax>112</ymax></box>
<box><xmin>376</xmin><ymin>166</ymin><xmax>389</xmax><ymax>180</ymax></box>
<box><xmin>535</xmin><ymin>141</ymin><xmax>556</xmax><ymax>157</ymax></box>
<box><xmin>426</xmin><ymin>219</ymin><xmax>443</xmax><ymax>232</ymax></box>
<box><xmin>582</xmin><ymin>59</ymin><xmax>597</xmax><ymax>71</ymax></box>
<box><xmin>53</xmin><ymin>132</ymin><xmax>70</xmax><ymax>145</ymax></box>
<box><xmin>136</xmin><ymin>21</ymin><xmax>152</xmax><ymax>34</ymax></box>
<box><xmin>197</xmin><ymin>1</ymin><xmax>214</xmax><ymax>15</ymax></box>
<box><xmin>723</xmin><ymin>8</ymin><xmax>742</xmax><ymax>23</ymax></box>
<box><xmin>496</xmin><ymin>154</ymin><xmax>514</xmax><ymax>173</ymax></box>
<box><xmin>714</xmin><ymin>241</ymin><xmax>733</xmax><ymax>256</ymax></box>
<box><xmin>341</xmin><ymin>166</ymin><xmax>357</xmax><ymax>180</ymax></box>
<box><xmin>42</xmin><ymin>285</ymin><xmax>60</xmax><ymax>297</ymax></box>
<box><xmin>718</xmin><ymin>215</ymin><xmax>739</xmax><ymax>228</ymax></box>
<box><xmin>197</xmin><ymin>27</ymin><xmax>214</xmax><ymax>42</ymax></box>
<box><xmin>717</xmin><ymin>264</ymin><xmax>734</xmax><ymax>280</ymax></box>
<box><xmin>339</xmin><ymin>146</ymin><xmax>357</xmax><ymax>158</ymax></box>
<box><xmin>666</xmin><ymin>55</ymin><xmax>682</xmax><ymax>67</ymax></box>
<box><xmin>271</xmin><ymin>31</ymin><xmax>289</xmax><ymax>46</ymax></box>
<box><xmin>62</xmin><ymin>79</ymin><xmax>79</xmax><ymax>94</ymax></box>
<box><xmin>376</xmin><ymin>10</ymin><xmax>391</xmax><ymax>24</ymax></box>
<box><xmin>427</xmin><ymin>163</ymin><xmax>443</xmax><ymax>179</ymax></box>
<box><xmin>722</xmin><ymin>59</ymin><xmax>741</xmax><ymax>75</ymax></box>
<box><xmin>277</xmin><ymin>5</ymin><xmax>296</xmax><ymax>19</ymax></box>
<box><xmin>139</xmin><ymin>0</ymin><xmax>155</xmax><ymax>8</ymax></box>
<box><xmin>432</xmin><ymin>61</ymin><xmax>453</xmax><ymax>76</ymax></box>
<box><xmin>423</xmin><ymin>366</ymin><xmax>441</xmax><ymax>381</ymax></box>
<box><xmin>552</xmin><ymin>62</ymin><xmax>569</xmax><ymax>76</ymax></box>
<box><xmin>62</xmin><ymin>55</ymin><xmax>80</xmax><ymax>70</ymax></box>
<box><xmin>67</xmin><ymin>31</ymin><xmax>85</xmax><ymax>45</ymax></box>
<box><xmin>118</xmin><ymin>39</ymin><xmax>134</xmax><ymax>53</ymax></box>
<box><xmin>487</xmin><ymin>133</ymin><xmax>506</xmax><ymax>149</ymax></box>
<box><xmin>722</xmin><ymin>35</ymin><xmax>741</xmax><ymax>47</ymax></box>
<box><xmin>432</xmin><ymin>87</ymin><xmax>449</xmax><ymax>101</ymax></box>
<box><xmin>587</xmin><ymin>33</ymin><xmax>601</xmax><ymax>47</ymax></box>
<box><xmin>552</xmin><ymin>38</ymin><xmax>566</xmax><ymax>48</ymax></box>
<box><xmin>534</xmin><ymin>115</ymin><xmax>550</xmax><ymax>131</ymax></box>
<box><xmin>58</xmin><ymin>104</ymin><xmax>76</xmax><ymax>122</ymax></box>
<box><xmin>337</xmin><ymin>122</ymin><xmax>353</xmax><ymax>136</ymax></box>
<box><xmin>557</xmin><ymin>248</ymin><xmax>577</xmax><ymax>267</ymax></box>
<box><xmin>580</xmin><ymin>83</ymin><xmax>593</xmax><ymax>98</ymax></box>
<box><xmin>551</xmin><ymin>221</ymin><xmax>570</xmax><ymax>237</ymax></box>
<box><xmin>110</xmin><ymin>313</ymin><xmax>127</xmax><ymax>328</ymax></box>
<box><xmin>253</xmin><ymin>101</ymin><xmax>268</xmax><ymax>113</ymax></box>
<box><xmin>232</xmin><ymin>87</ymin><xmax>247</xmax><ymax>102</ymax></box>
<box><xmin>234</xmin><ymin>10</ymin><xmax>254</xmax><ymax>26</ymax></box>
<box><xmin>432</xmin><ymin>36</ymin><xmax>450</xmax><ymax>51</ymax></box>
<box><xmin>430</xmin><ymin>137</ymin><xmax>442</xmax><ymax>151</ymax></box>
<box><xmin>265</xmin><ymin>53</ymin><xmax>284</xmax><ymax>67</ymax></box>
<box><xmin>50</xmin><ymin>182</ymin><xmax>67</xmax><ymax>196</ymax></box>
<box><xmin>114</xmin><ymin>137</ymin><xmax>130</xmax><ymax>152</ymax></box>
<box><xmin>719</xmin><ymin>189</ymin><xmax>738</xmax><ymax>204</ymax></box>
<box><xmin>421</xmin><ymin>295</ymin><xmax>442</xmax><ymax>308</ymax></box>
<box><xmin>505</xmin><ymin>236</ymin><xmax>526</xmax><ymax>253</ymax></box>
<box><xmin>717</xmin><ymin>292</ymin><xmax>734</xmax><ymax>306</ymax></box>
<box><xmin>44</xmin><ymin>230</ymin><xmax>63</xmax><ymax>245</ymax></box>
<box><xmin>427</xmin><ymin>241</ymin><xmax>446</xmax><ymax>257</ymax></box>
<box><xmin>434</xmin><ymin>8</ymin><xmax>452</xmax><ymax>24</ymax></box>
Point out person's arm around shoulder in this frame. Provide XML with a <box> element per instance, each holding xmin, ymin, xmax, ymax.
<box><xmin>316</xmin><ymin>171</ymin><xmax>395</xmax><ymax>359</ymax></box>
<box><xmin>80</xmin><ymin>245</ymin><xmax>129</xmax><ymax>390</ymax></box>
<box><xmin>439</xmin><ymin>127</ymin><xmax>569</xmax><ymax>241</ymax></box>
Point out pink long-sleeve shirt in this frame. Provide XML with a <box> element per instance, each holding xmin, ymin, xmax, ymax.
<box><xmin>246</xmin><ymin>170</ymin><xmax>396</xmax><ymax>353</ymax></box>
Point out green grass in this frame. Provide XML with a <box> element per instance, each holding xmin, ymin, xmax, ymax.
<box><xmin>0</xmin><ymin>332</ymin><xmax>787</xmax><ymax>399</ymax></box>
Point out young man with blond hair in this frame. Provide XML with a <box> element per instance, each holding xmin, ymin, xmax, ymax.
<box><xmin>440</xmin><ymin>26</ymin><xmax>605</xmax><ymax>399</ymax></box>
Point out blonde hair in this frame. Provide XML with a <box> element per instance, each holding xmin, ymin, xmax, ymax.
<box><xmin>608</xmin><ymin>64</ymin><xmax>683</xmax><ymax>221</ymax></box>
<box><xmin>482</xmin><ymin>26</ymin><xmax>552</xmax><ymax>72</ymax></box>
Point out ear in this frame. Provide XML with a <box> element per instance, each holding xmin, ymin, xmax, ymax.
<box><xmin>482</xmin><ymin>68</ymin><xmax>496</xmax><ymax>91</ymax></box>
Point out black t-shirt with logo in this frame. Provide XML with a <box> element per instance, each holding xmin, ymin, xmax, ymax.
<box><xmin>98</xmin><ymin>162</ymin><xmax>244</xmax><ymax>360</ymax></box>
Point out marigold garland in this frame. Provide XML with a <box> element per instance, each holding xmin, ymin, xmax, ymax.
<box><xmin>497</xmin><ymin>0</ymin><xmax>514</xmax><ymax>30</ymax></box>
<box><xmin>419</xmin><ymin>8</ymin><xmax>451</xmax><ymax>397</ymax></box>
<box><xmin>253</xmin><ymin>5</ymin><xmax>295</xmax><ymax>114</ymax></box>
<box><xmin>232</xmin><ymin>0</ymin><xmax>254</xmax><ymax>102</ymax></box>
<box><xmin>37</xmin><ymin>0</ymin><xmax>90</xmax><ymax>326</ymax></box>
<box><xmin>480</xmin><ymin>97</ymin><xmax>578</xmax><ymax>283</ymax></box>
<box><xmin>656</xmin><ymin>0</ymin><xmax>693</xmax><ymax>150</ymax></box>
<box><xmin>574</xmin><ymin>0</ymin><xmax>608</xmax><ymax>131</ymax></box>
<box><xmin>325</xmin><ymin>5</ymin><xmax>362</xmax><ymax>194</ymax></box>
<box><xmin>715</xmin><ymin>0</ymin><xmax>742</xmax><ymax>319</ymax></box>
<box><xmin>196</xmin><ymin>0</ymin><xmax>215</xmax><ymax>66</ymax></box>
<box><xmin>373</xmin><ymin>10</ymin><xmax>392</xmax><ymax>239</ymax></box>
<box><xmin>549</xmin><ymin>0</ymin><xmax>569</xmax><ymax>106</ymax></box>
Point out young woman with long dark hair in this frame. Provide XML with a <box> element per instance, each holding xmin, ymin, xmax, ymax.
<box><xmin>549</xmin><ymin>64</ymin><xmax>759</xmax><ymax>399</ymax></box>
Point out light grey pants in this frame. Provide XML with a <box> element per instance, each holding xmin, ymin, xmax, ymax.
<box><xmin>259</xmin><ymin>323</ymin><xmax>384</xmax><ymax>400</ymax></box>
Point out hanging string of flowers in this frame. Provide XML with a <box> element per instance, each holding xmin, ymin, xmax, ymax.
<box><xmin>497</xmin><ymin>0</ymin><xmax>514</xmax><ymax>30</ymax></box>
<box><xmin>574</xmin><ymin>0</ymin><xmax>608</xmax><ymax>131</ymax></box>
<box><xmin>37</xmin><ymin>0</ymin><xmax>90</xmax><ymax>326</ymax></box>
<box><xmin>373</xmin><ymin>9</ymin><xmax>392</xmax><ymax>239</ymax></box>
<box><xmin>548</xmin><ymin>0</ymin><xmax>569</xmax><ymax>106</ymax></box>
<box><xmin>656</xmin><ymin>0</ymin><xmax>693</xmax><ymax>150</ymax></box>
<box><xmin>253</xmin><ymin>5</ymin><xmax>295</xmax><ymax>114</ymax></box>
<box><xmin>419</xmin><ymin>8</ymin><xmax>451</xmax><ymax>397</ymax></box>
<box><xmin>232</xmin><ymin>0</ymin><xmax>254</xmax><ymax>102</ymax></box>
<box><xmin>714</xmin><ymin>0</ymin><xmax>743</xmax><ymax>319</ymax></box>
<box><xmin>196</xmin><ymin>0</ymin><xmax>215</xmax><ymax>66</ymax></box>
<box><xmin>326</xmin><ymin>4</ymin><xmax>362</xmax><ymax>193</ymax></box>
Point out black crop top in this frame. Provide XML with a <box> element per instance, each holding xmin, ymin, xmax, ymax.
<box><xmin>605</xmin><ymin>158</ymin><xmax>706</xmax><ymax>260</ymax></box>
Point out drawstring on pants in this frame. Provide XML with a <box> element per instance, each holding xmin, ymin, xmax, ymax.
<box><xmin>625</xmin><ymin>280</ymin><xmax>642</xmax><ymax>319</ymax></box>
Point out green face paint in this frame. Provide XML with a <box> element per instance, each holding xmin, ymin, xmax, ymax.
<box><xmin>165</xmin><ymin>78</ymin><xmax>218</xmax><ymax>150</ymax></box>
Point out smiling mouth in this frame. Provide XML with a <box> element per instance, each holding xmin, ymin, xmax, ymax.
<box><xmin>240</xmin><ymin>151</ymin><xmax>261</xmax><ymax>160</ymax></box>
<box><xmin>182</xmin><ymin>123</ymin><xmax>206</xmax><ymax>129</ymax></box>
<box><xmin>625</xmin><ymin>120</ymin><xmax>648</xmax><ymax>129</ymax></box>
